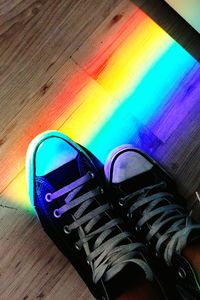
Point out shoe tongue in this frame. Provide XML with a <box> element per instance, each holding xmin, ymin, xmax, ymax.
<box><xmin>43</xmin><ymin>152</ymin><xmax>89</xmax><ymax>190</ymax></box>
<box><xmin>118</xmin><ymin>170</ymin><xmax>157</xmax><ymax>195</ymax></box>
<box><xmin>104</xmin><ymin>263</ymin><xmax>147</xmax><ymax>299</ymax></box>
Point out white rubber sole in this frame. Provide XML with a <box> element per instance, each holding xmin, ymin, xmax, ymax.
<box><xmin>104</xmin><ymin>144</ymin><xmax>173</xmax><ymax>183</ymax></box>
<box><xmin>104</xmin><ymin>144</ymin><xmax>134</xmax><ymax>182</ymax></box>
<box><xmin>26</xmin><ymin>130</ymin><xmax>92</xmax><ymax>208</ymax></box>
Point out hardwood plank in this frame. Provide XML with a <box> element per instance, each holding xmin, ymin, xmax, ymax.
<box><xmin>0</xmin><ymin>59</ymin><xmax>115</xmax><ymax>192</ymax></box>
<box><xmin>72</xmin><ymin>0</ymin><xmax>199</xmax><ymax>142</ymax></box>
<box><xmin>150</xmin><ymin>63</ymin><xmax>200</xmax><ymax>142</ymax></box>
<box><xmin>0</xmin><ymin>58</ymin><xmax>78</xmax><ymax>191</ymax></box>
<box><xmin>154</xmin><ymin>101</ymin><xmax>200</xmax><ymax>221</ymax></box>
<box><xmin>0</xmin><ymin>0</ymin><xmax>121</xmax><ymax>129</ymax></box>
<box><xmin>131</xmin><ymin>0</ymin><xmax>200</xmax><ymax>61</ymax></box>
<box><xmin>72</xmin><ymin>0</ymin><xmax>140</xmax><ymax>73</ymax></box>
<box><xmin>0</xmin><ymin>206</ymin><xmax>93</xmax><ymax>299</ymax></box>
<box><xmin>0</xmin><ymin>0</ymin><xmax>122</xmax><ymax>190</ymax></box>
<box><xmin>73</xmin><ymin>0</ymin><xmax>172</xmax><ymax>98</ymax></box>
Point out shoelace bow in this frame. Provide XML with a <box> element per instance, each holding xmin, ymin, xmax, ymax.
<box><xmin>45</xmin><ymin>171</ymin><xmax>153</xmax><ymax>283</ymax></box>
<box><xmin>120</xmin><ymin>182</ymin><xmax>200</xmax><ymax>266</ymax></box>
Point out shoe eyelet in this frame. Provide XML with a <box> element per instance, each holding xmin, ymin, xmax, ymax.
<box><xmin>63</xmin><ymin>225</ymin><xmax>71</xmax><ymax>234</ymax></box>
<box><xmin>135</xmin><ymin>225</ymin><xmax>141</xmax><ymax>232</ymax></box>
<box><xmin>178</xmin><ymin>267</ymin><xmax>187</xmax><ymax>279</ymax></box>
<box><xmin>54</xmin><ymin>209</ymin><xmax>61</xmax><ymax>218</ymax></box>
<box><xmin>88</xmin><ymin>171</ymin><xmax>94</xmax><ymax>179</ymax></box>
<box><xmin>75</xmin><ymin>243</ymin><xmax>81</xmax><ymax>251</ymax></box>
<box><xmin>127</xmin><ymin>212</ymin><xmax>132</xmax><ymax>219</ymax></box>
<box><xmin>118</xmin><ymin>198</ymin><xmax>124</xmax><ymax>206</ymax></box>
<box><xmin>86</xmin><ymin>258</ymin><xmax>91</xmax><ymax>265</ymax></box>
<box><xmin>45</xmin><ymin>193</ymin><xmax>52</xmax><ymax>202</ymax></box>
<box><xmin>155</xmin><ymin>251</ymin><xmax>160</xmax><ymax>257</ymax></box>
<box><xmin>146</xmin><ymin>240</ymin><xmax>151</xmax><ymax>246</ymax></box>
<box><xmin>98</xmin><ymin>187</ymin><xmax>104</xmax><ymax>194</ymax></box>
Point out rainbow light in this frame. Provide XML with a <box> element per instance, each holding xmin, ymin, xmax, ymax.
<box><xmin>1</xmin><ymin>4</ymin><xmax>200</xmax><ymax>213</ymax></box>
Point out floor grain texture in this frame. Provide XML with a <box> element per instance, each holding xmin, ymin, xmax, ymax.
<box><xmin>0</xmin><ymin>0</ymin><xmax>199</xmax><ymax>299</ymax></box>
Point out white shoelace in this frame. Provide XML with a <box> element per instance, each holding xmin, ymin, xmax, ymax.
<box><xmin>46</xmin><ymin>171</ymin><xmax>153</xmax><ymax>283</ymax></box>
<box><xmin>120</xmin><ymin>182</ymin><xmax>200</xmax><ymax>266</ymax></box>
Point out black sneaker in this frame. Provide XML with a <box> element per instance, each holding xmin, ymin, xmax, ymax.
<box><xmin>26</xmin><ymin>131</ymin><xmax>166</xmax><ymax>300</ymax></box>
<box><xmin>105</xmin><ymin>145</ymin><xmax>200</xmax><ymax>300</ymax></box>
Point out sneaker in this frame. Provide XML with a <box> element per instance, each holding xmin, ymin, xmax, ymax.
<box><xmin>26</xmin><ymin>131</ymin><xmax>166</xmax><ymax>300</ymax></box>
<box><xmin>105</xmin><ymin>145</ymin><xmax>200</xmax><ymax>300</ymax></box>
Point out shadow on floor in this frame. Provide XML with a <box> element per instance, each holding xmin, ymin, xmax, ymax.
<box><xmin>132</xmin><ymin>0</ymin><xmax>200</xmax><ymax>61</ymax></box>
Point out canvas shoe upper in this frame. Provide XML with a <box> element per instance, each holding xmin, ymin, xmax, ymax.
<box><xmin>105</xmin><ymin>145</ymin><xmax>200</xmax><ymax>300</ymax></box>
<box><xmin>26</xmin><ymin>131</ymin><xmax>165</xmax><ymax>300</ymax></box>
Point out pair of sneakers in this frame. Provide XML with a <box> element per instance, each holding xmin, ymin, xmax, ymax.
<box><xmin>26</xmin><ymin>131</ymin><xmax>200</xmax><ymax>300</ymax></box>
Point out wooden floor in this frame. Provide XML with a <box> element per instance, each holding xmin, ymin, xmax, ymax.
<box><xmin>0</xmin><ymin>1</ymin><xmax>200</xmax><ymax>299</ymax></box>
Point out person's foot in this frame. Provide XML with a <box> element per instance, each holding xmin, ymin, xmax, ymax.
<box><xmin>26</xmin><ymin>132</ymin><xmax>165</xmax><ymax>300</ymax></box>
<box><xmin>105</xmin><ymin>145</ymin><xmax>200</xmax><ymax>300</ymax></box>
